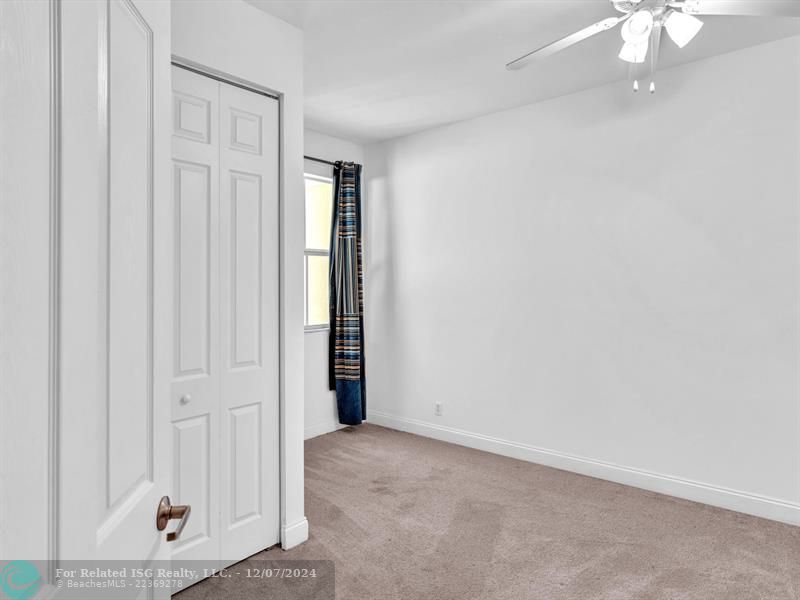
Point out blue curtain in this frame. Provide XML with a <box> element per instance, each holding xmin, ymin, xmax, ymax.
<box><xmin>328</xmin><ymin>162</ymin><xmax>366</xmax><ymax>425</ymax></box>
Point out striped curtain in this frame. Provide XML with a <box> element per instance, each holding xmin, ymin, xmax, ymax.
<box><xmin>328</xmin><ymin>162</ymin><xmax>366</xmax><ymax>425</ymax></box>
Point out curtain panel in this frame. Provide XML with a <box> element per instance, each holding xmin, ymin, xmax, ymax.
<box><xmin>328</xmin><ymin>162</ymin><xmax>366</xmax><ymax>425</ymax></box>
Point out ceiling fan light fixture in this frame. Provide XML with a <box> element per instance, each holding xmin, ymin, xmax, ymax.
<box><xmin>621</xmin><ymin>9</ymin><xmax>654</xmax><ymax>44</ymax></box>
<box><xmin>664</xmin><ymin>9</ymin><xmax>704</xmax><ymax>48</ymax></box>
<box><xmin>619</xmin><ymin>40</ymin><xmax>648</xmax><ymax>63</ymax></box>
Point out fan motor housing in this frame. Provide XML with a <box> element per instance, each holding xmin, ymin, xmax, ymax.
<box><xmin>611</xmin><ymin>0</ymin><xmax>644</xmax><ymax>13</ymax></box>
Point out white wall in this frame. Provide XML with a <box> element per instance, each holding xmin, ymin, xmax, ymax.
<box><xmin>365</xmin><ymin>36</ymin><xmax>800</xmax><ymax>525</ymax></box>
<box><xmin>172</xmin><ymin>0</ymin><xmax>308</xmax><ymax>548</ymax></box>
<box><xmin>303</xmin><ymin>129</ymin><xmax>365</xmax><ymax>439</ymax></box>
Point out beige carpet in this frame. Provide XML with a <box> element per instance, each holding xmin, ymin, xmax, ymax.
<box><xmin>180</xmin><ymin>424</ymin><xmax>800</xmax><ymax>600</ymax></box>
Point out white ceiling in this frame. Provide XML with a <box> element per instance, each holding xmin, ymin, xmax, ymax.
<box><xmin>245</xmin><ymin>0</ymin><xmax>800</xmax><ymax>143</ymax></box>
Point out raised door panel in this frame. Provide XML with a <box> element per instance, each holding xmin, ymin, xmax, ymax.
<box><xmin>229</xmin><ymin>108</ymin><xmax>262</xmax><ymax>155</ymax></box>
<box><xmin>105</xmin><ymin>0</ymin><xmax>153</xmax><ymax>518</ymax></box>
<box><xmin>229</xmin><ymin>404</ymin><xmax>262</xmax><ymax>525</ymax></box>
<box><xmin>173</xmin><ymin>415</ymin><xmax>212</xmax><ymax>549</ymax></box>
<box><xmin>174</xmin><ymin>160</ymin><xmax>212</xmax><ymax>378</ymax></box>
<box><xmin>174</xmin><ymin>92</ymin><xmax>211</xmax><ymax>143</ymax></box>
<box><xmin>230</xmin><ymin>171</ymin><xmax>262</xmax><ymax>369</ymax></box>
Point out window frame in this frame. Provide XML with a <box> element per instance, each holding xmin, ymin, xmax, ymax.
<box><xmin>303</xmin><ymin>172</ymin><xmax>334</xmax><ymax>332</ymax></box>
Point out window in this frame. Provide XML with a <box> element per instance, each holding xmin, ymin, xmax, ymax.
<box><xmin>304</xmin><ymin>173</ymin><xmax>333</xmax><ymax>329</ymax></box>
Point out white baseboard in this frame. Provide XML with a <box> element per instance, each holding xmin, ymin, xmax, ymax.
<box><xmin>369</xmin><ymin>410</ymin><xmax>800</xmax><ymax>527</ymax></box>
<box><xmin>304</xmin><ymin>420</ymin><xmax>346</xmax><ymax>440</ymax></box>
<box><xmin>281</xmin><ymin>517</ymin><xmax>309</xmax><ymax>550</ymax></box>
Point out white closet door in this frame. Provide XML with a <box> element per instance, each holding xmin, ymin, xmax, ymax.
<box><xmin>170</xmin><ymin>66</ymin><xmax>221</xmax><ymax>564</ymax></box>
<box><xmin>170</xmin><ymin>67</ymin><xmax>280</xmax><ymax>570</ymax></box>
<box><xmin>219</xmin><ymin>80</ymin><xmax>281</xmax><ymax>561</ymax></box>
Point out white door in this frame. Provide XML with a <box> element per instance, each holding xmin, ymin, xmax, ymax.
<box><xmin>170</xmin><ymin>66</ymin><xmax>280</xmax><ymax>570</ymax></box>
<box><xmin>170</xmin><ymin>67</ymin><xmax>221</xmax><ymax>566</ymax></box>
<box><xmin>58</xmin><ymin>0</ymin><xmax>175</xmax><ymax>582</ymax></box>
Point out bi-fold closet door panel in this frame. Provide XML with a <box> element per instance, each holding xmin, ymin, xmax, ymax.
<box><xmin>218</xmin><ymin>82</ymin><xmax>281</xmax><ymax>561</ymax></box>
<box><xmin>171</xmin><ymin>66</ymin><xmax>221</xmax><ymax>564</ymax></box>
<box><xmin>170</xmin><ymin>65</ymin><xmax>280</xmax><ymax>568</ymax></box>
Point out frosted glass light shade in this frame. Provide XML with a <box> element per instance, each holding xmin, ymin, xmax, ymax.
<box><xmin>621</xmin><ymin>10</ymin><xmax>654</xmax><ymax>44</ymax></box>
<box><xmin>619</xmin><ymin>41</ymin><xmax>648</xmax><ymax>64</ymax></box>
<box><xmin>665</xmin><ymin>10</ymin><xmax>703</xmax><ymax>48</ymax></box>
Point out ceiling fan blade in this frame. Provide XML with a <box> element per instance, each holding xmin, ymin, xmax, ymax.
<box><xmin>668</xmin><ymin>0</ymin><xmax>800</xmax><ymax>16</ymax></box>
<box><xmin>506</xmin><ymin>15</ymin><xmax>629</xmax><ymax>71</ymax></box>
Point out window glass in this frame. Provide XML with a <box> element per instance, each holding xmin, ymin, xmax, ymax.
<box><xmin>304</xmin><ymin>173</ymin><xmax>333</xmax><ymax>328</ymax></box>
<box><xmin>306</xmin><ymin>254</ymin><xmax>329</xmax><ymax>327</ymax></box>
<box><xmin>305</xmin><ymin>177</ymin><xmax>333</xmax><ymax>251</ymax></box>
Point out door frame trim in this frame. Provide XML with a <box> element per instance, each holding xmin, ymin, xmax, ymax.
<box><xmin>48</xmin><ymin>0</ymin><xmax>62</xmax><ymax>575</ymax></box>
<box><xmin>171</xmin><ymin>57</ymin><xmax>279</xmax><ymax>100</ymax></box>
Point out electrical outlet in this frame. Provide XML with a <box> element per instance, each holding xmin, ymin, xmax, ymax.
<box><xmin>434</xmin><ymin>402</ymin><xmax>442</xmax><ymax>417</ymax></box>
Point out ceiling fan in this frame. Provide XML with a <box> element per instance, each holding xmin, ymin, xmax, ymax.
<box><xmin>506</xmin><ymin>0</ymin><xmax>800</xmax><ymax>93</ymax></box>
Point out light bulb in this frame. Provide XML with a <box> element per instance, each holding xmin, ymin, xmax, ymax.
<box><xmin>633</xmin><ymin>80</ymin><xmax>639</xmax><ymax>92</ymax></box>
<box><xmin>649</xmin><ymin>80</ymin><xmax>656</xmax><ymax>94</ymax></box>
